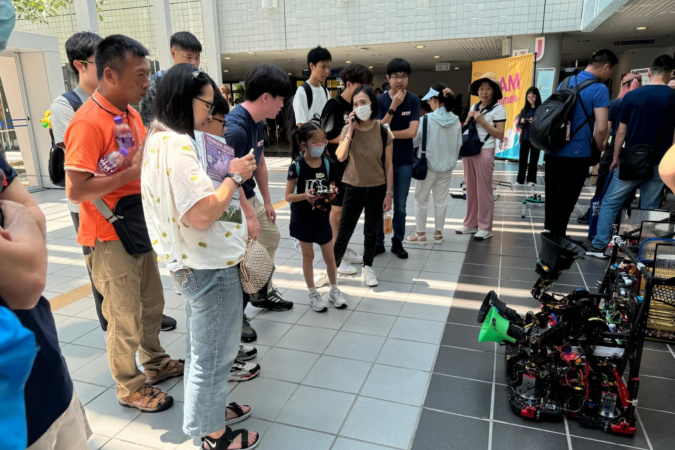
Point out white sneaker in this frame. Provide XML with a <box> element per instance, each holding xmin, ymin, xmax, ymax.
<box><xmin>343</xmin><ymin>247</ymin><xmax>363</xmax><ymax>264</ymax></box>
<box><xmin>474</xmin><ymin>230</ymin><xmax>493</xmax><ymax>240</ymax></box>
<box><xmin>314</xmin><ymin>271</ymin><xmax>329</xmax><ymax>288</ymax></box>
<box><xmin>456</xmin><ymin>226</ymin><xmax>479</xmax><ymax>234</ymax></box>
<box><xmin>338</xmin><ymin>261</ymin><xmax>358</xmax><ymax>275</ymax></box>
<box><xmin>362</xmin><ymin>265</ymin><xmax>379</xmax><ymax>287</ymax></box>
<box><xmin>327</xmin><ymin>289</ymin><xmax>348</xmax><ymax>309</ymax></box>
<box><xmin>308</xmin><ymin>291</ymin><xmax>328</xmax><ymax>312</ymax></box>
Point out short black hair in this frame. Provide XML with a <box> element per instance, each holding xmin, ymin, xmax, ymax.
<box><xmin>210</xmin><ymin>79</ymin><xmax>229</xmax><ymax>117</ymax></box>
<box><xmin>307</xmin><ymin>46</ymin><xmax>332</xmax><ymax>68</ymax></box>
<box><xmin>589</xmin><ymin>49</ymin><xmax>618</xmax><ymax>68</ymax></box>
<box><xmin>651</xmin><ymin>54</ymin><xmax>675</xmax><ymax>78</ymax></box>
<box><xmin>387</xmin><ymin>58</ymin><xmax>411</xmax><ymax>76</ymax></box>
<box><xmin>244</xmin><ymin>64</ymin><xmax>292</xmax><ymax>101</ymax></box>
<box><xmin>340</xmin><ymin>64</ymin><xmax>373</xmax><ymax>86</ymax></box>
<box><xmin>95</xmin><ymin>34</ymin><xmax>148</xmax><ymax>79</ymax></box>
<box><xmin>65</xmin><ymin>32</ymin><xmax>103</xmax><ymax>76</ymax></box>
<box><xmin>291</xmin><ymin>121</ymin><xmax>325</xmax><ymax>161</ymax></box>
<box><xmin>352</xmin><ymin>85</ymin><xmax>378</xmax><ymax>120</ymax></box>
<box><xmin>170</xmin><ymin>31</ymin><xmax>202</xmax><ymax>53</ymax></box>
<box><xmin>153</xmin><ymin>63</ymin><xmax>212</xmax><ymax>138</ymax></box>
<box><xmin>430</xmin><ymin>82</ymin><xmax>454</xmax><ymax>110</ymax></box>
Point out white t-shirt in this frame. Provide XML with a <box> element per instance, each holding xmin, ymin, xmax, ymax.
<box><xmin>141</xmin><ymin>130</ymin><xmax>247</xmax><ymax>271</ymax></box>
<box><xmin>469</xmin><ymin>102</ymin><xmax>507</xmax><ymax>148</ymax></box>
<box><xmin>292</xmin><ymin>83</ymin><xmax>330</xmax><ymax>124</ymax></box>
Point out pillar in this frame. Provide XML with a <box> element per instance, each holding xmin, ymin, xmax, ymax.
<box><xmin>153</xmin><ymin>0</ymin><xmax>173</xmax><ymax>69</ymax></box>
<box><xmin>511</xmin><ymin>33</ymin><xmax>563</xmax><ymax>95</ymax></box>
<box><xmin>74</xmin><ymin>0</ymin><xmax>99</xmax><ymax>33</ymax></box>
<box><xmin>201</xmin><ymin>0</ymin><xmax>222</xmax><ymax>83</ymax></box>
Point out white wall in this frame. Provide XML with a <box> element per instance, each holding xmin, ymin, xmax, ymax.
<box><xmin>612</xmin><ymin>45</ymin><xmax>675</xmax><ymax>94</ymax></box>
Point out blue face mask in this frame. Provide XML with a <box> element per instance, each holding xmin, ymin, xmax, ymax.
<box><xmin>310</xmin><ymin>145</ymin><xmax>325</xmax><ymax>157</ymax></box>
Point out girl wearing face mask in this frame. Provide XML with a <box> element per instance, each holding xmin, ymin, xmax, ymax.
<box><xmin>285</xmin><ymin>122</ymin><xmax>347</xmax><ymax>312</ymax></box>
<box><xmin>333</xmin><ymin>86</ymin><xmax>394</xmax><ymax>287</ymax></box>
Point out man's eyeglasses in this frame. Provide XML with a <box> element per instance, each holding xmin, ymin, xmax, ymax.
<box><xmin>77</xmin><ymin>60</ymin><xmax>96</xmax><ymax>66</ymax></box>
<box><xmin>390</xmin><ymin>74</ymin><xmax>408</xmax><ymax>80</ymax></box>
<box><xmin>211</xmin><ymin>117</ymin><xmax>227</xmax><ymax>130</ymax></box>
<box><xmin>194</xmin><ymin>96</ymin><xmax>215</xmax><ymax>115</ymax></box>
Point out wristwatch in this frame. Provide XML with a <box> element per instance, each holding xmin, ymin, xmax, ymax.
<box><xmin>227</xmin><ymin>173</ymin><xmax>244</xmax><ymax>186</ymax></box>
<box><xmin>387</xmin><ymin>108</ymin><xmax>396</xmax><ymax>116</ymax></box>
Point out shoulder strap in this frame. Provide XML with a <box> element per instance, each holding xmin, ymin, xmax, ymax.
<box><xmin>322</xmin><ymin>85</ymin><xmax>329</xmax><ymax>101</ymax></box>
<box><xmin>92</xmin><ymin>198</ymin><xmax>118</xmax><ymax>224</ymax></box>
<box><xmin>323</xmin><ymin>157</ymin><xmax>330</xmax><ymax>179</ymax></box>
<box><xmin>422</xmin><ymin>115</ymin><xmax>428</xmax><ymax>153</ymax></box>
<box><xmin>62</xmin><ymin>90</ymin><xmax>83</xmax><ymax>112</ymax></box>
<box><xmin>293</xmin><ymin>160</ymin><xmax>301</xmax><ymax>194</ymax></box>
<box><xmin>570</xmin><ymin>74</ymin><xmax>600</xmax><ymax>140</ymax></box>
<box><xmin>301</xmin><ymin>82</ymin><xmax>313</xmax><ymax>109</ymax></box>
<box><xmin>380</xmin><ymin>123</ymin><xmax>388</xmax><ymax>156</ymax></box>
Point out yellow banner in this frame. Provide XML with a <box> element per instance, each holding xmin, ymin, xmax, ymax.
<box><xmin>471</xmin><ymin>53</ymin><xmax>534</xmax><ymax>158</ymax></box>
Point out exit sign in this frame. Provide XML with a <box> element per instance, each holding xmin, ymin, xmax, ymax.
<box><xmin>436</xmin><ymin>63</ymin><xmax>451</xmax><ymax>71</ymax></box>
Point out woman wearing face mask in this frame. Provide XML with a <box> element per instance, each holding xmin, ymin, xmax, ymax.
<box><xmin>516</xmin><ymin>87</ymin><xmax>542</xmax><ymax>186</ymax></box>
<box><xmin>456</xmin><ymin>73</ymin><xmax>506</xmax><ymax>241</ymax></box>
<box><xmin>141</xmin><ymin>64</ymin><xmax>260</xmax><ymax>450</ymax></box>
<box><xmin>405</xmin><ymin>83</ymin><xmax>462</xmax><ymax>245</ymax></box>
<box><xmin>333</xmin><ymin>86</ymin><xmax>394</xmax><ymax>287</ymax></box>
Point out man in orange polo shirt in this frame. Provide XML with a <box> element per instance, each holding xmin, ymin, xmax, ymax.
<box><xmin>65</xmin><ymin>35</ymin><xmax>183</xmax><ymax>413</ymax></box>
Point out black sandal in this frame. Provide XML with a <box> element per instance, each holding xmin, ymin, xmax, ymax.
<box><xmin>201</xmin><ymin>426</ymin><xmax>260</xmax><ymax>450</ymax></box>
<box><xmin>225</xmin><ymin>402</ymin><xmax>251</xmax><ymax>426</ymax></box>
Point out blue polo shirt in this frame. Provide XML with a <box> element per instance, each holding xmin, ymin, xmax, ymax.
<box><xmin>555</xmin><ymin>71</ymin><xmax>610</xmax><ymax>158</ymax></box>
<box><xmin>224</xmin><ymin>104</ymin><xmax>265</xmax><ymax>200</ymax></box>
<box><xmin>376</xmin><ymin>92</ymin><xmax>421</xmax><ymax>167</ymax></box>
<box><xmin>619</xmin><ymin>84</ymin><xmax>675</xmax><ymax>156</ymax></box>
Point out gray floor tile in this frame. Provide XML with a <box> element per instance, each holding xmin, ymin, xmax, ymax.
<box><xmin>227</xmin><ymin>377</ymin><xmax>297</xmax><ymax>421</ymax></box>
<box><xmin>398</xmin><ymin>300</ymin><xmax>450</xmax><ymax>322</ymax></box>
<box><xmin>116</xmin><ymin>401</ymin><xmax>186</xmax><ymax>449</ymax></box>
<box><xmin>378</xmin><ymin>267</ymin><xmax>421</xmax><ymax>284</ymax></box>
<box><xmin>634</xmin><ymin>375</ymin><xmax>675</xmax><ymax>413</ymax></box>
<box><xmin>426</xmin><ymin>250</ymin><xmax>466</xmax><ymax>263</ymax></box>
<box><xmin>85</xmin><ymin>389</ymin><xmax>141</xmax><ymax>437</ymax></box>
<box><xmin>296</xmin><ymin>307</ymin><xmax>353</xmax><ymax>329</ymax></box>
<box><xmin>259</xmin><ymin>347</ymin><xmax>319</xmax><ymax>383</ymax></box>
<box><xmin>87</xmin><ymin>433</ymin><xmax>110</xmax><ymax>449</ymax></box>
<box><xmin>639</xmin><ymin>348</ymin><xmax>675</xmax><ymax>379</ymax></box>
<box><xmin>492</xmin><ymin>422</ymin><xmax>568</xmax><ymax>450</ymax></box>
<box><xmin>433</xmin><ymin>346</ymin><xmax>495</xmax><ymax>382</ymax></box>
<box><xmin>256</xmin><ymin>423</ymin><xmax>334</xmax><ymax>450</ymax></box>
<box><xmin>341</xmin><ymin>396</ymin><xmax>419</xmax><ymax>449</ymax></box>
<box><xmin>71</xmin><ymin>352</ymin><xmax>115</xmax><ymax>388</ymax></box>
<box><xmin>61</xmin><ymin>343</ymin><xmax>106</xmax><ymax>373</ymax></box>
<box><xmin>389</xmin><ymin>316</ymin><xmax>445</xmax><ymax>344</ymax></box>
<box><xmin>73</xmin><ymin>380</ymin><xmax>107</xmax><ymax>405</ymax></box>
<box><xmin>332</xmin><ymin>438</ymin><xmax>392</xmax><ymax>450</ymax></box>
<box><xmin>407</xmin><ymin>283</ymin><xmax>454</xmax><ymax>306</ymax></box>
<box><xmin>361</xmin><ymin>364</ymin><xmax>430</xmax><ymax>406</ymax></box>
<box><xmin>247</xmin><ymin>319</ymin><xmax>292</xmax><ymax>346</ymax></box>
<box><xmin>56</xmin><ymin>316</ymin><xmax>101</xmax><ymax>343</ymax></box>
<box><xmin>302</xmin><ymin>355</ymin><xmax>371</xmax><ymax>394</ymax></box>
<box><xmin>411</xmin><ymin>409</ymin><xmax>489</xmax><ymax>450</ymax></box>
<box><xmin>54</xmin><ymin>297</ymin><xmax>93</xmax><ymax>316</ymax></box>
<box><xmin>72</xmin><ymin>327</ymin><xmax>107</xmax><ymax>350</ymax></box>
<box><xmin>421</xmin><ymin>259</ymin><xmax>463</xmax><ymax>274</ymax></box>
<box><xmin>275</xmin><ymin>324</ymin><xmax>337</xmax><ymax>353</ymax></box>
<box><xmin>324</xmin><ymin>331</ymin><xmax>386</xmax><ymax>363</ymax></box>
<box><xmin>342</xmin><ymin>311</ymin><xmax>396</xmax><ymax>337</ymax></box>
<box><xmin>416</xmin><ymin>271</ymin><xmax>461</xmax><ymax>291</ymax></box>
<box><xmin>376</xmin><ymin>338</ymin><xmax>437</xmax><ymax>371</ymax></box>
<box><xmin>424</xmin><ymin>374</ymin><xmax>492</xmax><ymax>419</ymax></box>
<box><xmin>567</xmin><ymin>416</ymin><xmax>649</xmax><ymax>449</ymax></box>
<box><xmin>276</xmin><ymin>385</ymin><xmax>355</xmax><ymax>434</ymax></box>
<box><xmin>441</xmin><ymin>323</ymin><xmax>496</xmax><ymax>352</ymax></box>
<box><xmin>100</xmin><ymin>439</ymin><xmax>148</xmax><ymax>449</ymax></box>
<box><xmin>254</xmin><ymin>304</ymin><xmax>310</xmax><ymax>324</ymax></box>
<box><xmin>355</xmin><ymin>297</ymin><xmax>406</xmax><ymax>316</ymax></box>
<box><xmin>631</xmin><ymin>408</ymin><xmax>670</xmax><ymax>450</ymax></box>
<box><xmin>570</xmin><ymin>437</ymin><xmax>647</xmax><ymax>450</ymax></box>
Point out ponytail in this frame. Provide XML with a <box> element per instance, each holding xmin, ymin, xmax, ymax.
<box><xmin>431</xmin><ymin>82</ymin><xmax>454</xmax><ymax>110</ymax></box>
<box><xmin>290</xmin><ymin>121</ymin><xmax>325</xmax><ymax>161</ymax></box>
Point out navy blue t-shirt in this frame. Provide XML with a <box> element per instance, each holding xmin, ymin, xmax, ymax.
<box><xmin>288</xmin><ymin>156</ymin><xmax>337</xmax><ymax>222</ymax></box>
<box><xmin>619</xmin><ymin>85</ymin><xmax>675</xmax><ymax>156</ymax></box>
<box><xmin>520</xmin><ymin>108</ymin><xmax>537</xmax><ymax>141</ymax></box>
<box><xmin>376</xmin><ymin>92</ymin><xmax>421</xmax><ymax>166</ymax></box>
<box><xmin>0</xmin><ymin>152</ymin><xmax>73</xmax><ymax>447</ymax></box>
<box><xmin>608</xmin><ymin>97</ymin><xmax>622</xmax><ymax>138</ymax></box>
<box><xmin>224</xmin><ymin>104</ymin><xmax>265</xmax><ymax>199</ymax></box>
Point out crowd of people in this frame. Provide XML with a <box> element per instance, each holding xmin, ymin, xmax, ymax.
<box><xmin>1</xmin><ymin>22</ymin><xmax>675</xmax><ymax>450</ymax></box>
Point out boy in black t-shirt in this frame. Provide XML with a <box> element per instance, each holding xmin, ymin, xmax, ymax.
<box><xmin>316</xmin><ymin>64</ymin><xmax>373</xmax><ymax>284</ymax></box>
<box><xmin>376</xmin><ymin>58</ymin><xmax>421</xmax><ymax>259</ymax></box>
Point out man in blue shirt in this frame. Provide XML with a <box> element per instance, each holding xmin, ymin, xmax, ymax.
<box><xmin>544</xmin><ymin>49</ymin><xmax>617</xmax><ymax>239</ymax></box>
<box><xmin>376</xmin><ymin>58</ymin><xmax>421</xmax><ymax>259</ymax></box>
<box><xmin>587</xmin><ymin>55</ymin><xmax>675</xmax><ymax>257</ymax></box>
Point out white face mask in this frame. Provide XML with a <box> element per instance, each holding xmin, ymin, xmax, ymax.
<box><xmin>354</xmin><ymin>104</ymin><xmax>372</xmax><ymax>121</ymax></box>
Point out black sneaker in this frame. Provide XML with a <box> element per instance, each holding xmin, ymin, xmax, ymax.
<box><xmin>161</xmin><ymin>314</ymin><xmax>177</xmax><ymax>332</ymax></box>
<box><xmin>577</xmin><ymin>209</ymin><xmax>590</xmax><ymax>225</ymax></box>
<box><xmin>241</xmin><ymin>315</ymin><xmax>257</xmax><ymax>343</ymax></box>
<box><xmin>585</xmin><ymin>245</ymin><xmax>609</xmax><ymax>259</ymax></box>
<box><xmin>391</xmin><ymin>238</ymin><xmax>408</xmax><ymax>259</ymax></box>
<box><xmin>374</xmin><ymin>245</ymin><xmax>386</xmax><ymax>256</ymax></box>
<box><xmin>250</xmin><ymin>288</ymin><xmax>294</xmax><ymax>311</ymax></box>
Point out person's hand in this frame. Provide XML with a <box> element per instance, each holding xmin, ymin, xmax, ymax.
<box><xmin>245</xmin><ymin>213</ymin><xmax>260</xmax><ymax>240</ymax></box>
<box><xmin>529</xmin><ymin>117</ymin><xmax>534</xmax><ymax>123</ymax></box>
<box><xmin>383</xmin><ymin>194</ymin><xmax>392</xmax><ymax>212</ymax></box>
<box><xmin>467</xmin><ymin>110</ymin><xmax>477</xmax><ymax>120</ymax></box>
<box><xmin>474</xmin><ymin>112</ymin><xmax>486</xmax><ymax>126</ymax></box>
<box><xmin>347</xmin><ymin>111</ymin><xmax>357</xmax><ymax>132</ymax></box>
<box><xmin>520</xmin><ymin>118</ymin><xmax>527</xmax><ymax>124</ymax></box>
<box><xmin>264</xmin><ymin>201</ymin><xmax>276</xmax><ymax>224</ymax></box>
<box><xmin>0</xmin><ymin>200</ymin><xmax>43</xmax><ymax>243</ymax></box>
<box><xmin>442</xmin><ymin>88</ymin><xmax>453</xmax><ymax>97</ymax></box>
<box><xmin>305</xmin><ymin>189</ymin><xmax>317</xmax><ymax>205</ymax></box>
<box><xmin>391</xmin><ymin>90</ymin><xmax>405</xmax><ymax>110</ymax></box>
<box><xmin>127</xmin><ymin>150</ymin><xmax>143</xmax><ymax>179</ymax></box>
<box><xmin>610</xmin><ymin>157</ymin><xmax>620</xmax><ymax>172</ymax></box>
<box><xmin>229</xmin><ymin>154</ymin><xmax>257</xmax><ymax>181</ymax></box>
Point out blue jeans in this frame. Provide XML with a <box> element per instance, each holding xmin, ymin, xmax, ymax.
<box><xmin>591</xmin><ymin>166</ymin><xmax>664</xmax><ymax>248</ymax></box>
<box><xmin>172</xmin><ymin>265</ymin><xmax>243</xmax><ymax>437</ymax></box>
<box><xmin>378</xmin><ymin>164</ymin><xmax>413</xmax><ymax>244</ymax></box>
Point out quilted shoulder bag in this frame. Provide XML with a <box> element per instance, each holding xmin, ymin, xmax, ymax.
<box><xmin>239</xmin><ymin>238</ymin><xmax>274</xmax><ymax>294</ymax></box>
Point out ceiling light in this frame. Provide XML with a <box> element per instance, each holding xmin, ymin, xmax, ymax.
<box><xmin>224</xmin><ymin>57</ymin><xmax>231</xmax><ymax>60</ymax></box>
<box><xmin>636</xmin><ymin>26</ymin><xmax>647</xmax><ymax>30</ymax></box>
<box><xmin>454</xmin><ymin>67</ymin><xmax>460</xmax><ymax>70</ymax></box>
<box><xmin>368</xmin><ymin>66</ymin><xmax>374</xmax><ymax>69</ymax></box>
<box><xmin>346</xmin><ymin>60</ymin><xmax>352</xmax><ymax>63</ymax></box>
<box><xmin>416</xmin><ymin>45</ymin><xmax>425</xmax><ymax>49</ymax></box>
<box><xmin>433</xmin><ymin>55</ymin><xmax>440</xmax><ymax>59</ymax></box>
<box><xmin>224</xmin><ymin>70</ymin><xmax>229</xmax><ymax>72</ymax></box>
<box><xmin>288</xmin><ymin>72</ymin><xmax>292</xmax><ymax>75</ymax></box>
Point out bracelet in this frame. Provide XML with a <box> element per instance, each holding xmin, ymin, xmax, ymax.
<box><xmin>386</xmin><ymin>191</ymin><xmax>393</xmax><ymax>196</ymax></box>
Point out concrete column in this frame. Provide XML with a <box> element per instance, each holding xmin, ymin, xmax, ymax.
<box><xmin>74</xmin><ymin>0</ymin><xmax>99</xmax><ymax>33</ymax></box>
<box><xmin>153</xmin><ymin>0</ymin><xmax>173</xmax><ymax>69</ymax></box>
<box><xmin>511</xmin><ymin>33</ymin><xmax>563</xmax><ymax>88</ymax></box>
<box><xmin>201</xmin><ymin>0</ymin><xmax>222</xmax><ymax>83</ymax></box>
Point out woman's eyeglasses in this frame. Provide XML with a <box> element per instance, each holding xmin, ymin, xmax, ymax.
<box><xmin>194</xmin><ymin>96</ymin><xmax>216</xmax><ymax>115</ymax></box>
<box><xmin>211</xmin><ymin>117</ymin><xmax>227</xmax><ymax>130</ymax></box>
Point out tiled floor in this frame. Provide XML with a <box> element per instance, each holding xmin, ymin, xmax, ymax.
<box><xmin>32</xmin><ymin>158</ymin><xmax>675</xmax><ymax>450</ymax></box>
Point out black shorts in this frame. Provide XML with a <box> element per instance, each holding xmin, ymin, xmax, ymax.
<box><xmin>290</xmin><ymin>218</ymin><xmax>333</xmax><ymax>245</ymax></box>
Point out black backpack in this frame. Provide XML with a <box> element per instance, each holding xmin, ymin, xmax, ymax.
<box><xmin>530</xmin><ymin>74</ymin><xmax>598</xmax><ymax>153</ymax></box>
<box><xmin>48</xmin><ymin>91</ymin><xmax>83</xmax><ymax>187</ymax></box>
<box><xmin>283</xmin><ymin>82</ymin><xmax>329</xmax><ymax>139</ymax></box>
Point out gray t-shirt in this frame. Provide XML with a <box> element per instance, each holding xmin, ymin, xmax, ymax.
<box><xmin>49</xmin><ymin>85</ymin><xmax>88</xmax><ymax>213</ymax></box>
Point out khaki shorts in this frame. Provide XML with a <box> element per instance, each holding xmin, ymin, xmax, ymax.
<box><xmin>28</xmin><ymin>391</ymin><xmax>92</xmax><ymax>450</ymax></box>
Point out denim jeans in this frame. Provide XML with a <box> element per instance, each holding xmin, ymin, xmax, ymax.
<box><xmin>172</xmin><ymin>265</ymin><xmax>243</xmax><ymax>437</ymax></box>
<box><xmin>378</xmin><ymin>164</ymin><xmax>413</xmax><ymax>244</ymax></box>
<box><xmin>591</xmin><ymin>166</ymin><xmax>664</xmax><ymax>248</ymax></box>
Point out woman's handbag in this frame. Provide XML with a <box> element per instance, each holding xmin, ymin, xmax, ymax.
<box><xmin>459</xmin><ymin>104</ymin><xmax>493</xmax><ymax>158</ymax></box>
<box><xmin>412</xmin><ymin>116</ymin><xmax>428</xmax><ymax>180</ymax></box>
<box><xmin>239</xmin><ymin>238</ymin><xmax>274</xmax><ymax>294</ymax></box>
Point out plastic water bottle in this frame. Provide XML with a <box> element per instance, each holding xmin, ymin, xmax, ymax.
<box><xmin>98</xmin><ymin>147</ymin><xmax>129</xmax><ymax>175</ymax></box>
<box><xmin>113</xmin><ymin>116</ymin><xmax>135</xmax><ymax>155</ymax></box>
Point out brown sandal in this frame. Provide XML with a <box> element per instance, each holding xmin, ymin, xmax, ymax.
<box><xmin>145</xmin><ymin>359</ymin><xmax>185</xmax><ymax>385</ymax></box>
<box><xmin>119</xmin><ymin>384</ymin><xmax>174</xmax><ymax>413</ymax></box>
